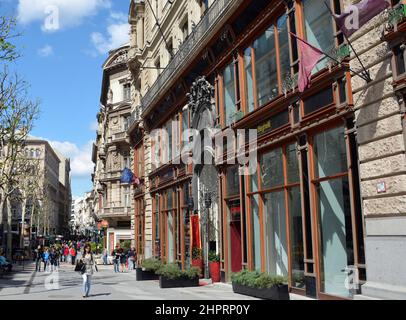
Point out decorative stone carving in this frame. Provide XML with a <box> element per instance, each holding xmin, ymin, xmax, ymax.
<box><xmin>111</xmin><ymin>151</ymin><xmax>120</xmax><ymax>170</ymax></box>
<box><xmin>107</xmin><ymin>88</ymin><xmax>113</xmax><ymax>105</ymax></box>
<box><xmin>186</xmin><ymin>76</ymin><xmax>215</xmax><ymax>122</ymax></box>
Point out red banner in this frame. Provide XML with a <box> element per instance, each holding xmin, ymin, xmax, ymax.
<box><xmin>191</xmin><ymin>215</ymin><xmax>201</xmax><ymax>249</ymax></box>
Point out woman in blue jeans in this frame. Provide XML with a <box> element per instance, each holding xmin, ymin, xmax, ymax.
<box><xmin>80</xmin><ymin>244</ymin><xmax>98</xmax><ymax>298</ymax></box>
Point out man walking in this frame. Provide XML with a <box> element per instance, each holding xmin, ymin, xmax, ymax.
<box><xmin>35</xmin><ymin>246</ymin><xmax>42</xmax><ymax>272</ymax></box>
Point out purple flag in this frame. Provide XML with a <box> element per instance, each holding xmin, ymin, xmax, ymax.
<box><xmin>334</xmin><ymin>0</ymin><xmax>390</xmax><ymax>37</ymax></box>
<box><xmin>290</xmin><ymin>32</ymin><xmax>325</xmax><ymax>92</ymax></box>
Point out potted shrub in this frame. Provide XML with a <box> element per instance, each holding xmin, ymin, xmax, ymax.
<box><xmin>136</xmin><ymin>258</ymin><xmax>162</xmax><ymax>281</ymax></box>
<box><xmin>208</xmin><ymin>251</ymin><xmax>220</xmax><ymax>283</ymax></box>
<box><xmin>231</xmin><ymin>269</ymin><xmax>289</xmax><ymax>300</ymax></box>
<box><xmin>157</xmin><ymin>263</ymin><xmax>200</xmax><ymax>288</ymax></box>
<box><xmin>191</xmin><ymin>247</ymin><xmax>203</xmax><ymax>277</ymax></box>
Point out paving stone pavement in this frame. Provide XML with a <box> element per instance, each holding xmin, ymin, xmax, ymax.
<box><xmin>0</xmin><ymin>261</ymin><xmax>310</xmax><ymax>300</ymax></box>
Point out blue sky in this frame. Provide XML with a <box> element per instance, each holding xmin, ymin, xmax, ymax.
<box><xmin>0</xmin><ymin>0</ymin><xmax>130</xmax><ymax>198</ymax></box>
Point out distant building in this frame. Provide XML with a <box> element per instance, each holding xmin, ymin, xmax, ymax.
<box><xmin>70</xmin><ymin>192</ymin><xmax>96</xmax><ymax>238</ymax></box>
<box><xmin>0</xmin><ymin>138</ymin><xmax>72</xmax><ymax>248</ymax></box>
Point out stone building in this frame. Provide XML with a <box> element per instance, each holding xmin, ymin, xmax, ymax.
<box><xmin>1</xmin><ymin>138</ymin><xmax>72</xmax><ymax>248</ymax></box>
<box><xmin>126</xmin><ymin>0</ymin><xmax>406</xmax><ymax>299</ymax></box>
<box><xmin>92</xmin><ymin>44</ymin><xmax>134</xmax><ymax>254</ymax></box>
<box><xmin>70</xmin><ymin>192</ymin><xmax>96</xmax><ymax>237</ymax></box>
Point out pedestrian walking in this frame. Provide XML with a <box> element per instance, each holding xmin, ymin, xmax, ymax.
<box><xmin>111</xmin><ymin>246</ymin><xmax>120</xmax><ymax>273</ymax></box>
<box><xmin>49</xmin><ymin>247</ymin><xmax>58</xmax><ymax>271</ymax></box>
<box><xmin>78</xmin><ymin>244</ymin><xmax>98</xmax><ymax>298</ymax></box>
<box><xmin>42</xmin><ymin>248</ymin><xmax>50</xmax><ymax>272</ymax></box>
<box><xmin>63</xmin><ymin>245</ymin><xmax>69</xmax><ymax>263</ymax></box>
<box><xmin>35</xmin><ymin>246</ymin><xmax>42</xmax><ymax>272</ymax></box>
<box><xmin>102</xmin><ymin>248</ymin><xmax>108</xmax><ymax>265</ymax></box>
<box><xmin>119</xmin><ymin>248</ymin><xmax>126</xmax><ymax>273</ymax></box>
<box><xmin>70</xmin><ymin>246</ymin><xmax>76</xmax><ymax>265</ymax></box>
<box><xmin>127</xmin><ymin>248</ymin><xmax>136</xmax><ymax>271</ymax></box>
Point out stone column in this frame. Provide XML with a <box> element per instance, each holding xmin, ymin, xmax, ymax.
<box><xmin>349</xmin><ymin>8</ymin><xmax>406</xmax><ymax>299</ymax></box>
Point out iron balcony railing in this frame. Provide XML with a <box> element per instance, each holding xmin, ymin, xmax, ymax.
<box><xmin>140</xmin><ymin>0</ymin><xmax>239</xmax><ymax>115</ymax></box>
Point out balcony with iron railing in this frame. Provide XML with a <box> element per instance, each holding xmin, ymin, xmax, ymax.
<box><xmin>139</xmin><ymin>0</ymin><xmax>241</xmax><ymax>117</ymax></box>
<box><xmin>97</xmin><ymin>205</ymin><xmax>131</xmax><ymax>218</ymax></box>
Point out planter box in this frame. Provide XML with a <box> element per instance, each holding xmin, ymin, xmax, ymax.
<box><xmin>232</xmin><ymin>282</ymin><xmax>290</xmax><ymax>300</ymax></box>
<box><xmin>135</xmin><ymin>267</ymin><xmax>159</xmax><ymax>281</ymax></box>
<box><xmin>159</xmin><ymin>276</ymin><xmax>199</xmax><ymax>288</ymax></box>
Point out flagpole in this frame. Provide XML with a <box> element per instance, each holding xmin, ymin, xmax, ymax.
<box><xmin>289</xmin><ymin>32</ymin><xmax>371</xmax><ymax>82</ymax></box>
<box><xmin>324</xmin><ymin>1</ymin><xmax>372</xmax><ymax>82</ymax></box>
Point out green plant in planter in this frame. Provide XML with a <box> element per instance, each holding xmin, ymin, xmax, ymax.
<box><xmin>157</xmin><ymin>263</ymin><xmax>200</xmax><ymax>279</ymax></box>
<box><xmin>183</xmin><ymin>267</ymin><xmax>200</xmax><ymax>279</ymax></box>
<box><xmin>192</xmin><ymin>247</ymin><xmax>202</xmax><ymax>260</ymax></box>
<box><xmin>157</xmin><ymin>263</ymin><xmax>182</xmax><ymax>279</ymax></box>
<box><xmin>232</xmin><ymin>269</ymin><xmax>287</xmax><ymax>289</ymax></box>
<box><xmin>208</xmin><ymin>251</ymin><xmax>220</xmax><ymax>262</ymax></box>
<box><xmin>141</xmin><ymin>258</ymin><xmax>163</xmax><ymax>272</ymax></box>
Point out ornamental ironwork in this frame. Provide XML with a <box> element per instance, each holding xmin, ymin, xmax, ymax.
<box><xmin>186</xmin><ymin>76</ymin><xmax>215</xmax><ymax>120</ymax></box>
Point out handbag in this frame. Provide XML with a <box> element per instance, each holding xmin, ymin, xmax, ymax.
<box><xmin>74</xmin><ymin>260</ymin><xmax>85</xmax><ymax>273</ymax></box>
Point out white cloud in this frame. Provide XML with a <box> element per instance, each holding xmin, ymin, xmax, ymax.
<box><xmin>37</xmin><ymin>44</ymin><xmax>54</xmax><ymax>57</ymax></box>
<box><xmin>49</xmin><ymin>140</ymin><xmax>94</xmax><ymax>179</ymax></box>
<box><xmin>17</xmin><ymin>0</ymin><xmax>111</xmax><ymax>31</ymax></box>
<box><xmin>91</xmin><ymin>11</ymin><xmax>129</xmax><ymax>55</ymax></box>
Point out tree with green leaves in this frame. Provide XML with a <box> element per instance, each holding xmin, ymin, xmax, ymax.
<box><xmin>0</xmin><ymin>70</ymin><xmax>40</xmax><ymax>257</ymax></box>
<box><xmin>0</xmin><ymin>16</ymin><xmax>19</xmax><ymax>62</ymax></box>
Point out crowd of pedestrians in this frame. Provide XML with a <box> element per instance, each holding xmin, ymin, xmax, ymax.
<box><xmin>108</xmin><ymin>245</ymin><xmax>137</xmax><ymax>273</ymax></box>
<box><xmin>29</xmin><ymin>240</ymin><xmax>138</xmax><ymax>298</ymax></box>
<box><xmin>33</xmin><ymin>240</ymin><xmax>87</xmax><ymax>272</ymax></box>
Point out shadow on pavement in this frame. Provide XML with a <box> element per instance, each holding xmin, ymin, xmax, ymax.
<box><xmin>88</xmin><ymin>293</ymin><xmax>111</xmax><ymax>297</ymax></box>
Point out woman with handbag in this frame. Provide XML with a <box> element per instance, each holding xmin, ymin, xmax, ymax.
<box><xmin>78</xmin><ymin>244</ymin><xmax>98</xmax><ymax>298</ymax></box>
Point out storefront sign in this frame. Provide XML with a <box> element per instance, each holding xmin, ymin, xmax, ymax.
<box><xmin>257</xmin><ymin>121</ymin><xmax>272</xmax><ymax>135</ymax></box>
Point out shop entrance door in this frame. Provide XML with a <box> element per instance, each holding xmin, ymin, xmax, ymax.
<box><xmin>229</xmin><ymin>199</ymin><xmax>242</xmax><ymax>273</ymax></box>
<box><xmin>230</xmin><ymin>221</ymin><xmax>242</xmax><ymax>273</ymax></box>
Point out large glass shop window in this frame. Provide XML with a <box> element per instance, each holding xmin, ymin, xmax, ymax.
<box><xmin>286</xmin><ymin>144</ymin><xmax>304</xmax><ymax>289</ymax></box>
<box><xmin>260</xmin><ymin>148</ymin><xmax>288</xmax><ymax>277</ymax></box>
<box><xmin>223</xmin><ymin>62</ymin><xmax>236</xmax><ymax>127</ymax></box>
<box><xmin>154</xmin><ymin>195</ymin><xmax>160</xmax><ymax>258</ymax></box>
<box><xmin>302</xmin><ymin>0</ymin><xmax>335</xmax><ymax>72</ymax></box>
<box><xmin>244</xmin><ymin>48</ymin><xmax>255</xmax><ymax>113</ymax></box>
<box><xmin>244</xmin><ymin>12</ymin><xmax>294</xmax><ymax>112</ymax></box>
<box><xmin>313</xmin><ymin>127</ymin><xmax>354</xmax><ymax>297</ymax></box>
<box><xmin>258</xmin><ymin>143</ymin><xmax>304</xmax><ymax>285</ymax></box>
<box><xmin>254</xmin><ymin>27</ymin><xmax>278</xmax><ymax>106</ymax></box>
<box><xmin>167</xmin><ymin>190</ymin><xmax>175</xmax><ymax>263</ymax></box>
<box><xmin>277</xmin><ymin>14</ymin><xmax>291</xmax><ymax>83</ymax></box>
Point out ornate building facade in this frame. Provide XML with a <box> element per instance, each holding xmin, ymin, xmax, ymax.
<box><xmin>92</xmin><ymin>45</ymin><xmax>134</xmax><ymax>254</ymax></box>
<box><xmin>125</xmin><ymin>0</ymin><xmax>406</xmax><ymax>300</ymax></box>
